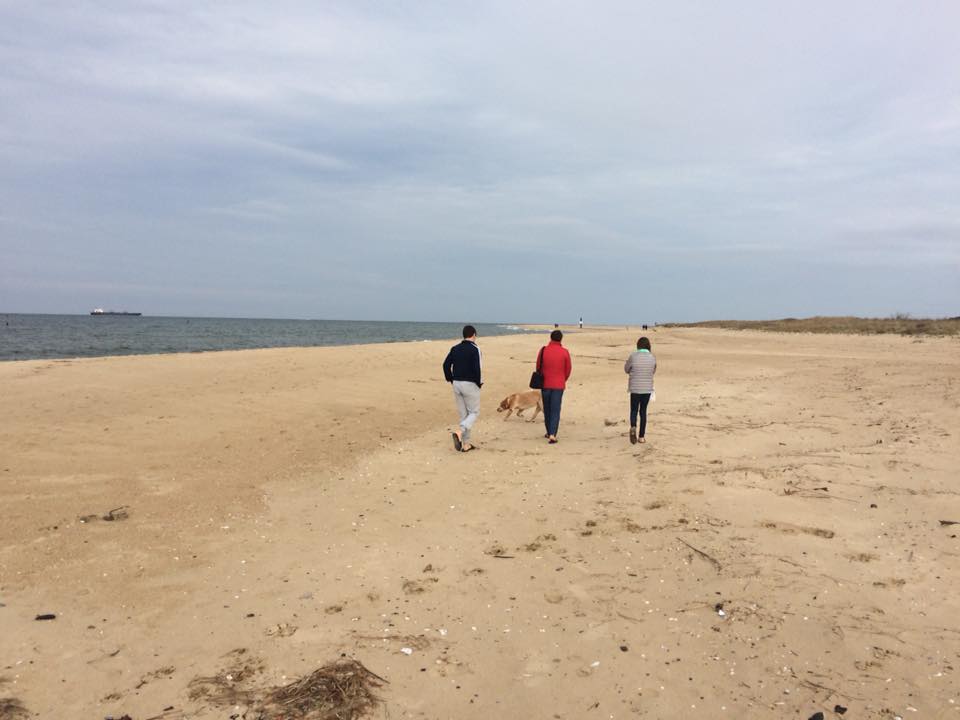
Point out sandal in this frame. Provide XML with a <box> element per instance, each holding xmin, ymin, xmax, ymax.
<box><xmin>451</xmin><ymin>432</ymin><xmax>462</xmax><ymax>451</ymax></box>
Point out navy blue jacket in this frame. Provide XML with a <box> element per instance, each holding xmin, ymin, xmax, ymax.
<box><xmin>443</xmin><ymin>340</ymin><xmax>482</xmax><ymax>388</ymax></box>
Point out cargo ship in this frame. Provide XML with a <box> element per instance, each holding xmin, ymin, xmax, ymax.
<box><xmin>90</xmin><ymin>308</ymin><xmax>142</xmax><ymax>316</ymax></box>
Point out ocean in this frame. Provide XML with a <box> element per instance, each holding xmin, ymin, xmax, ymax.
<box><xmin>0</xmin><ymin>314</ymin><xmax>538</xmax><ymax>362</ymax></box>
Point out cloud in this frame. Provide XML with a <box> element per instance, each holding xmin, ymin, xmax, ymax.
<box><xmin>1</xmin><ymin>1</ymin><xmax>958</xmax><ymax>320</ymax></box>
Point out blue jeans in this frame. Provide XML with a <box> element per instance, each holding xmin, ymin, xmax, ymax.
<box><xmin>541</xmin><ymin>388</ymin><xmax>564</xmax><ymax>437</ymax></box>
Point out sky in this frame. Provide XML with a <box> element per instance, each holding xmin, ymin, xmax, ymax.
<box><xmin>1</xmin><ymin>1</ymin><xmax>958</xmax><ymax>323</ymax></box>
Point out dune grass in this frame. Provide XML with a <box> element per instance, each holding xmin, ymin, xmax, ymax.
<box><xmin>663</xmin><ymin>315</ymin><xmax>960</xmax><ymax>336</ymax></box>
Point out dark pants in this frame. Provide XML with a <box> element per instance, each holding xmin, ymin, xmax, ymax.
<box><xmin>630</xmin><ymin>392</ymin><xmax>651</xmax><ymax>437</ymax></box>
<box><xmin>541</xmin><ymin>388</ymin><xmax>564</xmax><ymax>437</ymax></box>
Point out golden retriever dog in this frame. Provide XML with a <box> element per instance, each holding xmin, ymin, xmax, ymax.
<box><xmin>497</xmin><ymin>390</ymin><xmax>543</xmax><ymax>421</ymax></box>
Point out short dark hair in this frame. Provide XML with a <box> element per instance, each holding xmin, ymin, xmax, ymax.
<box><xmin>550</xmin><ymin>329</ymin><xmax>563</xmax><ymax>342</ymax></box>
<box><xmin>462</xmin><ymin>325</ymin><xmax>477</xmax><ymax>339</ymax></box>
<box><xmin>637</xmin><ymin>336</ymin><xmax>651</xmax><ymax>351</ymax></box>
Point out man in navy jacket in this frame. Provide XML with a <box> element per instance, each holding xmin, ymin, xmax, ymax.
<box><xmin>442</xmin><ymin>325</ymin><xmax>482</xmax><ymax>452</ymax></box>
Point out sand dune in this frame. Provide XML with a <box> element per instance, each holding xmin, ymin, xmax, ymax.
<box><xmin>1</xmin><ymin>328</ymin><xmax>958</xmax><ymax>718</ymax></box>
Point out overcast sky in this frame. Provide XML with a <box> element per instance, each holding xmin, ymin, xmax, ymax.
<box><xmin>1</xmin><ymin>1</ymin><xmax>958</xmax><ymax>322</ymax></box>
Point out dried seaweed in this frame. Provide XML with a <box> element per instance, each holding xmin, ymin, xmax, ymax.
<box><xmin>188</xmin><ymin>655</ymin><xmax>385</xmax><ymax>720</ymax></box>
<box><xmin>259</xmin><ymin>659</ymin><xmax>386</xmax><ymax>720</ymax></box>
<box><xmin>0</xmin><ymin>697</ymin><xmax>29</xmax><ymax>720</ymax></box>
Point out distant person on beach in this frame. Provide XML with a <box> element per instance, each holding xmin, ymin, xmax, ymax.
<box><xmin>442</xmin><ymin>325</ymin><xmax>482</xmax><ymax>452</ymax></box>
<box><xmin>538</xmin><ymin>329</ymin><xmax>572</xmax><ymax>444</ymax></box>
<box><xmin>624</xmin><ymin>336</ymin><xmax>656</xmax><ymax>444</ymax></box>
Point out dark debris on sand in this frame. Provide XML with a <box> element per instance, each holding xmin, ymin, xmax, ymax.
<box><xmin>0</xmin><ymin>675</ymin><xmax>29</xmax><ymax>720</ymax></box>
<box><xmin>189</xmin><ymin>655</ymin><xmax>386</xmax><ymax>720</ymax></box>
<box><xmin>0</xmin><ymin>696</ymin><xmax>30</xmax><ymax>720</ymax></box>
<box><xmin>260</xmin><ymin>659</ymin><xmax>386</xmax><ymax>720</ymax></box>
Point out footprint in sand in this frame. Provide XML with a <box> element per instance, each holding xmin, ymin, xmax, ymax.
<box><xmin>520</xmin><ymin>533</ymin><xmax>557</xmax><ymax>552</ymax></box>
<box><xmin>872</xmin><ymin>578</ymin><xmax>906</xmax><ymax>588</ymax></box>
<box><xmin>352</xmin><ymin>631</ymin><xmax>432</xmax><ymax>651</ymax></box>
<box><xmin>401</xmin><ymin>578</ymin><xmax>438</xmax><ymax>594</ymax></box>
<box><xmin>484</xmin><ymin>542</ymin><xmax>510</xmax><ymax>557</ymax></box>
<box><xmin>265</xmin><ymin>623</ymin><xmax>298</xmax><ymax>638</ymax></box>
<box><xmin>760</xmin><ymin>520</ymin><xmax>835</xmax><ymax>538</ymax></box>
<box><xmin>188</xmin><ymin>648</ymin><xmax>264</xmax><ymax>705</ymax></box>
<box><xmin>134</xmin><ymin>665</ymin><xmax>175</xmax><ymax>690</ymax></box>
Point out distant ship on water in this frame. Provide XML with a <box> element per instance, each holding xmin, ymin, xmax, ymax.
<box><xmin>90</xmin><ymin>308</ymin><xmax>142</xmax><ymax>316</ymax></box>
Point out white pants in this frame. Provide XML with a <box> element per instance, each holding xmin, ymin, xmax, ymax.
<box><xmin>452</xmin><ymin>380</ymin><xmax>481</xmax><ymax>442</ymax></box>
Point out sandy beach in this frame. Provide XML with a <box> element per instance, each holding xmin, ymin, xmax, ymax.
<box><xmin>1</xmin><ymin>327</ymin><xmax>958</xmax><ymax>719</ymax></box>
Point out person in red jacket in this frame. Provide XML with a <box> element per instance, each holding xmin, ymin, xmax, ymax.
<box><xmin>537</xmin><ymin>329</ymin><xmax>572</xmax><ymax>444</ymax></box>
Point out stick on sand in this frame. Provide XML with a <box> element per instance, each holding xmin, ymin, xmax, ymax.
<box><xmin>676</xmin><ymin>536</ymin><xmax>722</xmax><ymax>572</ymax></box>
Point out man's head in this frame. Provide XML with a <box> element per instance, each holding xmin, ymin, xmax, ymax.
<box><xmin>550</xmin><ymin>329</ymin><xmax>563</xmax><ymax>342</ymax></box>
<box><xmin>462</xmin><ymin>325</ymin><xmax>477</xmax><ymax>340</ymax></box>
<box><xmin>637</xmin><ymin>336</ymin><xmax>651</xmax><ymax>350</ymax></box>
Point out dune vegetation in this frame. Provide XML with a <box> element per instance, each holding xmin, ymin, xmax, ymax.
<box><xmin>663</xmin><ymin>315</ymin><xmax>960</xmax><ymax>336</ymax></box>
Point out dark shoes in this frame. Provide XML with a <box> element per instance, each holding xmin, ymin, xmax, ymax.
<box><xmin>629</xmin><ymin>427</ymin><xmax>637</xmax><ymax>444</ymax></box>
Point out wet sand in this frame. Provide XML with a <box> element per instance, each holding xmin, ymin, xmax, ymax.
<box><xmin>1</xmin><ymin>327</ymin><xmax>958</xmax><ymax>718</ymax></box>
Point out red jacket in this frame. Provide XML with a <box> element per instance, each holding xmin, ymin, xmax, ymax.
<box><xmin>538</xmin><ymin>340</ymin><xmax>572</xmax><ymax>390</ymax></box>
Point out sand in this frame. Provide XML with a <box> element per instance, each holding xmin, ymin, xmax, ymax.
<box><xmin>1</xmin><ymin>327</ymin><xmax>958</xmax><ymax>719</ymax></box>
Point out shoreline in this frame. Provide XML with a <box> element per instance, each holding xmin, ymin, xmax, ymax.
<box><xmin>5</xmin><ymin>321</ymin><xmax>957</xmax><ymax>367</ymax></box>
<box><xmin>0</xmin><ymin>321</ymin><xmax>642</xmax><ymax>366</ymax></box>
<box><xmin>0</xmin><ymin>319</ymin><xmax>544</xmax><ymax>364</ymax></box>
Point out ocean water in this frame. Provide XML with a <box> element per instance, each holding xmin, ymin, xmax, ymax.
<box><xmin>0</xmin><ymin>314</ymin><xmax>538</xmax><ymax>362</ymax></box>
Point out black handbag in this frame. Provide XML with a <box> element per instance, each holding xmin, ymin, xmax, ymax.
<box><xmin>529</xmin><ymin>347</ymin><xmax>545</xmax><ymax>389</ymax></box>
